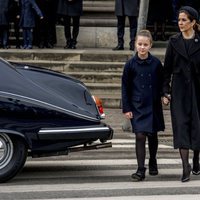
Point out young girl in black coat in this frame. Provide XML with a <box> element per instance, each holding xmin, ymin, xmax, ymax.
<box><xmin>122</xmin><ymin>30</ymin><xmax>165</xmax><ymax>181</ymax></box>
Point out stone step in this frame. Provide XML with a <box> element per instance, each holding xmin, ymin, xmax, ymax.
<box><xmin>1</xmin><ymin>49</ymin><xmax>81</xmax><ymax>61</ymax></box>
<box><xmin>10</xmin><ymin>59</ymin><xmax>125</xmax><ymax>73</ymax></box>
<box><xmin>66</xmin><ymin>71</ymin><xmax>122</xmax><ymax>83</ymax></box>
<box><xmin>86</xmin><ymin>82</ymin><xmax>121</xmax><ymax>95</ymax></box>
<box><xmin>1</xmin><ymin>48</ymin><xmax>166</xmax><ymax>62</ymax></box>
<box><xmin>68</xmin><ymin>61</ymin><xmax>124</xmax><ymax>72</ymax></box>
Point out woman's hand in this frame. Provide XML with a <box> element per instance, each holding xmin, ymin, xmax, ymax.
<box><xmin>162</xmin><ymin>96</ymin><xmax>170</xmax><ymax>105</ymax></box>
<box><xmin>124</xmin><ymin>112</ymin><xmax>133</xmax><ymax>119</ymax></box>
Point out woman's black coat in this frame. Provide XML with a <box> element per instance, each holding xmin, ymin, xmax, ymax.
<box><xmin>115</xmin><ymin>0</ymin><xmax>139</xmax><ymax>16</ymax></box>
<box><xmin>163</xmin><ymin>32</ymin><xmax>200</xmax><ymax>150</ymax></box>
<box><xmin>57</xmin><ymin>0</ymin><xmax>83</xmax><ymax>16</ymax></box>
<box><xmin>122</xmin><ymin>53</ymin><xmax>165</xmax><ymax>134</ymax></box>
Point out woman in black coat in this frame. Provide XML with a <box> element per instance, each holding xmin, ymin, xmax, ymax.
<box><xmin>113</xmin><ymin>0</ymin><xmax>139</xmax><ymax>50</ymax></box>
<box><xmin>122</xmin><ymin>30</ymin><xmax>165</xmax><ymax>181</ymax></box>
<box><xmin>57</xmin><ymin>0</ymin><xmax>83</xmax><ymax>49</ymax></box>
<box><xmin>163</xmin><ymin>6</ymin><xmax>200</xmax><ymax>182</ymax></box>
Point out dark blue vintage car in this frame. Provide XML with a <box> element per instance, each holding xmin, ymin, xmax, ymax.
<box><xmin>0</xmin><ymin>58</ymin><xmax>113</xmax><ymax>182</ymax></box>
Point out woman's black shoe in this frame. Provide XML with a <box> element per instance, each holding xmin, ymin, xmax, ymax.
<box><xmin>64</xmin><ymin>44</ymin><xmax>71</xmax><ymax>49</ymax></box>
<box><xmin>149</xmin><ymin>159</ymin><xmax>158</xmax><ymax>175</ymax></box>
<box><xmin>181</xmin><ymin>164</ymin><xmax>191</xmax><ymax>182</ymax></box>
<box><xmin>112</xmin><ymin>45</ymin><xmax>124</xmax><ymax>50</ymax></box>
<box><xmin>131</xmin><ymin>167</ymin><xmax>146</xmax><ymax>181</ymax></box>
<box><xmin>71</xmin><ymin>44</ymin><xmax>76</xmax><ymax>49</ymax></box>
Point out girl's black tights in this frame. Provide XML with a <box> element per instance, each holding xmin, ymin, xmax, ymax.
<box><xmin>135</xmin><ymin>133</ymin><xmax>146</xmax><ymax>169</ymax></box>
<box><xmin>136</xmin><ymin>132</ymin><xmax>158</xmax><ymax>169</ymax></box>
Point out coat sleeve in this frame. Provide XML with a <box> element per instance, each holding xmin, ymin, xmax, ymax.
<box><xmin>30</xmin><ymin>0</ymin><xmax>43</xmax><ymax>18</ymax></box>
<box><xmin>157</xmin><ymin>60</ymin><xmax>164</xmax><ymax>97</ymax></box>
<box><xmin>163</xmin><ymin>39</ymin><xmax>173</xmax><ymax>95</ymax></box>
<box><xmin>121</xmin><ymin>61</ymin><xmax>132</xmax><ymax>113</ymax></box>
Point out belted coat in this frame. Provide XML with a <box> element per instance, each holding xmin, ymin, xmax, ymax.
<box><xmin>57</xmin><ymin>0</ymin><xmax>83</xmax><ymax>16</ymax></box>
<box><xmin>163</xmin><ymin>32</ymin><xmax>200</xmax><ymax>150</ymax></box>
<box><xmin>122</xmin><ymin>53</ymin><xmax>165</xmax><ymax>134</ymax></box>
<box><xmin>115</xmin><ymin>0</ymin><xmax>139</xmax><ymax>16</ymax></box>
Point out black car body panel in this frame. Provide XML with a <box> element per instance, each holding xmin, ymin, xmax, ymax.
<box><xmin>0</xmin><ymin>58</ymin><xmax>113</xmax><ymax>153</ymax></box>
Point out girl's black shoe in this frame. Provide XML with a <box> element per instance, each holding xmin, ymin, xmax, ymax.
<box><xmin>131</xmin><ymin>167</ymin><xmax>146</xmax><ymax>181</ymax></box>
<box><xmin>149</xmin><ymin>159</ymin><xmax>158</xmax><ymax>175</ymax></box>
<box><xmin>181</xmin><ymin>164</ymin><xmax>191</xmax><ymax>182</ymax></box>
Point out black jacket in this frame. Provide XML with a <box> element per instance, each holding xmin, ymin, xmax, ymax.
<box><xmin>163</xmin><ymin>32</ymin><xmax>200</xmax><ymax>149</ymax></box>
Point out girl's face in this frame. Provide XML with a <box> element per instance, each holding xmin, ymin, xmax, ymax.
<box><xmin>178</xmin><ymin>12</ymin><xmax>195</xmax><ymax>33</ymax></box>
<box><xmin>135</xmin><ymin>36</ymin><xmax>152</xmax><ymax>58</ymax></box>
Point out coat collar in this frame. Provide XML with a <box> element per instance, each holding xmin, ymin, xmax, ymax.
<box><xmin>133</xmin><ymin>52</ymin><xmax>153</xmax><ymax>65</ymax></box>
<box><xmin>170</xmin><ymin>32</ymin><xmax>200</xmax><ymax>59</ymax></box>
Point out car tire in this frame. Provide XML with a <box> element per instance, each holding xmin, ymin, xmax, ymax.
<box><xmin>0</xmin><ymin>133</ymin><xmax>27</xmax><ymax>183</ymax></box>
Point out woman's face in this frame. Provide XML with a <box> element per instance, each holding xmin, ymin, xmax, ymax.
<box><xmin>135</xmin><ymin>36</ymin><xmax>152</xmax><ymax>58</ymax></box>
<box><xmin>178</xmin><ymin>12</ymin><xmax>195</xmax><ymax>33</ymax></box>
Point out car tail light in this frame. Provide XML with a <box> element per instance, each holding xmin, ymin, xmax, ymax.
<box><xmin>92</xmin><ymin>96</ymin><xmax>105</xmax><ymax>118</ymax></box>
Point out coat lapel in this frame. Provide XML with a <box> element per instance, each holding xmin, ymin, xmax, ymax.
<box><xmin>171</xmin><ymin>33</ymin><xmax>188</xmax><ymax>60</ymax></box>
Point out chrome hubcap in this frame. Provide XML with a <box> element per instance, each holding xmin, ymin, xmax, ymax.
<box><xmin>0</xmin><ymin>133</ymin><xmax>14</xmax><ymax>169</ymax></box>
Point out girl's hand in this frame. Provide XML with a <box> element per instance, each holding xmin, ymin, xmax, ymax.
<box><xmin>124</xmin><ymin>112</ymin><xmax>133</xmax><ymax>119</ymax></box>
<box><xmin>162</xmin><ymin>96</ymin><xmax>170</xmax><ymax>105</ymax></box>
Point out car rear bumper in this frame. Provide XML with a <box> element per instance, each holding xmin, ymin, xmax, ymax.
<box><xmin>38</xmin><ymin>123</ymin><xmax>113</xmax><ymax>141</ymax></box>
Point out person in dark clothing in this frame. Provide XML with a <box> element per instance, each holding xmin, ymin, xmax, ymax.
<box><xmin>57</xmin><ymin>0</ymin><xmax>83</xmax><ymax>49</ymax></box>
<box><xmin>183</xmin><ymin>0</ymin><xmax>200</xmax><ymax>11</ymax></box>
<box><xmin>163</xmin><ymin>6</ymin><xmax>200</xmax><ymax>182</ymax></box>
<box><xmin>122</xmin><ymin>30</ymin><xmax>165</xmax><ymax>181</ymax></box>
<box><xmin>36</xmin><ymin>0</ymin><xmax>57</xmax><ymax>48</ymax></box>
<box><xmin>0</xmin><ymin>0</ymin><xmax>12</xmax><ymax>49</ymax></box>
<box><xmin>148</xmin><ymin>0</ymin><xmax>172</xmax><ymax>41</ymax></box>
<box><xmin>19</xmin><ymin>0</ymin><xmax>43</xmax><ymax>49</ymax></box>
<box><xmin>113</xmin><ymin>0</ymin><xmax>139</xmax><ymax>51</ymax></box>
<box><xmin>9</xmin><ymin>0</ymin><xmax>21</xmax><ymax>48</ymax></box>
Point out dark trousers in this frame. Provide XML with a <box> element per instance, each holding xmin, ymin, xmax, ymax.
<box><xmin>22</xmin><ymin>28</ymin><xmax>33</xmax><ymax>47</ymax></box>
<box><xmin>63</xmin><ymin>16</ymin><xmax>80</xmax><ymax>45</ymax></box>
<box><xmin>0</xmin><ymin>25</ymin><xmax>8</xmax><ymax>47</ymax></box>
<box><xmin>39</xmin><ymin>19</ymin><xmax>56</xmax><ymax>46</ymax></box>
<box><xmin>14</xmin><ymin>18</ymin><xmax>21</xmax><ymax>47</ymax></box>
<box><xmin>117</xmin><ymin>16</ymin><xmax>137</xmax><ymax>47</ymax></box>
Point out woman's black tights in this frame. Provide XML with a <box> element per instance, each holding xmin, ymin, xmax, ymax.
<box><xmin>179</xmin><ymin>148</ymin><xmax>189</xmax><ymax>168</ymax></box>
<box><xmin>179</xmin><ymin>149</ymin><xmax>199</xmax><ymax>168</ymax></box>
<box><xmin>136</xmin><ymin>132</ymin><xmax>158</xmax><ymax>169</ymax></box>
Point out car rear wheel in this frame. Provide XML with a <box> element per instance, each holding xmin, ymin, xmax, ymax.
<box><xmin>0</xmin><ymin>133</ymin><xmax>27</xmax><ymax>183</ymax></box>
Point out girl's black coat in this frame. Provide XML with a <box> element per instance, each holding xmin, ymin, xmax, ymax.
<box><xmin>122</xmin><ymin>53</ymin><xmax>165</xmax><ymax>134</ymax></box>
<box><xmin>163</xmin><ymin>32</ymin><xmax>200</xmax><ymax>150</ymax></box>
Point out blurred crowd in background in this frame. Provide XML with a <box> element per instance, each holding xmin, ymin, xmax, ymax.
<box><xmin>0</xmin><ymin>0</ymin><xmax>199</xmax><ymax>49</ymax></box>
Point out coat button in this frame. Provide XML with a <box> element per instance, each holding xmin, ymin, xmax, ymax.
<box><xmin>149</xmin><ymin>85</ymin><xmax>152</xmax><ymax>88</ymax></box>
<box><xmin>140</xmin><ymin>74</ymin><xmax>143</xmax><ymax>77</ymax></box>
<box><xmin>148</xmin><ymin>74</ymin><xmax>151</xmax><ymax>77</ymax></box>
<box><xmin>141</xmin><ymin>85</ymin><xmax>145</xmax><ymax>88</ymax></box>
